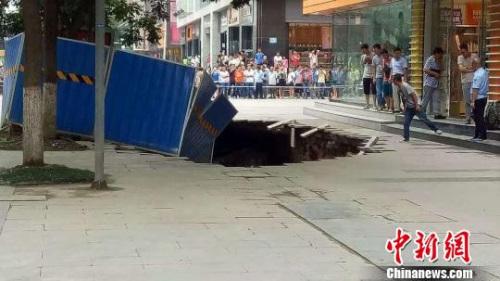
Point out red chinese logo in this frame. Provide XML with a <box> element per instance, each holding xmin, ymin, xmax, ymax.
<box><xmin>386</xmin><ymin>227</ymin><xmax>412</xmax><ymax>265</ymax></box>
<box><xmin>386</xmin><ymin>229</ymin><xmax>471</xmax><ymax>265</ymax></box>
<box><xmin>443</xmin><ymin>230</ymin><xmax>471</xmax><ymax>264</ymax></box>
<box><xmin>413</xmin><ymin>230</ymin><xmax>439</xmax><ymax>263</ymax></box>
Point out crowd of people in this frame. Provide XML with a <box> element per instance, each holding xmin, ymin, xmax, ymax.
<box><xmin>357</xmin><ymin>42</ymin><xmax>488</xmax><ymax>142</ymax></box>
<box><xmin>205</xmin><ymin>49</ymin><xmax>347</xmax><ymax>100</ymax></box>
<box><xmin>195</xmin><ymin>42</ymin><xmax>489</xmax><ymax>142</ymax></box>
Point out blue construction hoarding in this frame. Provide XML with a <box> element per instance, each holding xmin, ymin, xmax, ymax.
<box><xmin>1</xmin><ymin>33</ymin><xmax>24</xmax><ymax>126</ymax></box>
<box><xmin>1</xmin><ymin>35</ymin><xmax>237</xmax><ymax>163</ymax></box>
<box><xmin>57</xmin><ymin>39</ymin><xmax>99</xmax><ymax>136</ymax></box>
<box><xmin>106</xmin><ymin>50</ymin><xmax>197</xmax><ymax>155</ymax></box>
<box><xmin>180</xmin><ymin>75</ymin><xmax>237</xmax><ymax>162</ymax></box>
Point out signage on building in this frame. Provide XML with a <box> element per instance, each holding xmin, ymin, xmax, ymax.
<box><xmin>240</xmin><ymin>4</ymin><xmax>253</xmax><ymax>25</ymax></box>
<box><xmin>241</xmin><ymin>5</ymin><xmax>252</xmax><ymax>17</ymax></box>
<box><xmin>228</xmin><ymin>8</ymin><xmax>239</xmax><ymax>25</ymax></box>
<box><xmin>221</xmin><ymin>10</ymin><xmax>228</xmax><ymax>26</ymax></box>
<box><xmin>269</xmin><ymin>37</ymin><xmax>278</xmax><ymax>44</ymax></box>
<box><xmin>465</xmin><ymin>2</ymin><xmax>482</xmax><ymax>25</ymax></box>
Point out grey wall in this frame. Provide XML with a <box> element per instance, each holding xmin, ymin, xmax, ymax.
<box><xmin>256</xmin><ymin>0</ymin><xmax>288</xmax><ymax>58</ymax></box>
<box><xmin>285</xmin><ymin>0</ymin><xmax>332</xmax><ymax>24</ymax></box>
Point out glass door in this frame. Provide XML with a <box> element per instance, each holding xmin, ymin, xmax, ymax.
<box><xmin>446</xmin><ymin>0</ymin><xmax>486</xmax><ymax>118</ymax></box>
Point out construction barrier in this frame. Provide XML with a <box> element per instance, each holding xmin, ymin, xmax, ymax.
<box><xmin>1</xmin><ymin>35</ymin><xmax>237</xmax><ymax>162</ymax></box>
<box><xmin>1</xmin><ymin>33</ymin><xmax>24</xmax><ymax>125</ymax></box>
<box><xmin>57</xmin><ymin>38</ymin><xmax>101</xmax><ymax>136</ymax></box>
<box><xmin>106</xmin><ymin>50</ymin><xmax>197</xmax><ymax>155</ymax></box>
<box><xmin>180</xmin><ymin>74</ymin><xmax>237</xmax><ymax>162</ymax></box>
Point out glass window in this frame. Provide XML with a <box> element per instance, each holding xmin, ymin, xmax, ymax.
<box><xmin>332</xmin><ymin>0</ymin><xmax>412</xmax><ymax>100</ymax></box>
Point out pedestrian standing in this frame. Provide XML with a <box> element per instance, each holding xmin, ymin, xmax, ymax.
<box><xmin>303</xmin><ymin>66</ymin><xmax>313</xmax><ymax>98</ymax></box>
<box><xmin>274</xmin><ymin>52</ymin><xmax>283</xmax><ymax>67</ymax></box>
<box><xmin>390</xmin><ymin>47</ymin><xmax>408</xmax><ymax>112</ymax></box>
<box><xmin>470</xmin><ymin>57</ymin><xmax>489</xmax><ymax>141</ymax></box>
<box><xmin>382</xmin><ymin>49</ymin><xmax>393</xmax><ymax>111</ymax></box>
<box><xmin>372</xmin><ymin>44</ymin><xmax>384</xmax><ymax>110</ymax></box>
<box><xmin>234</xmin><ymin>65</ymin><xmax>245</xmax><ymax>98</ymax></box>
<box><xmin>219</xmin><ymin>66</ymin><xmax>230</xmax><ymax>97</ymax></box>
<box><xmin>255</xmin><ymin>48</ymin><xmax>266</xmax><ymax>66</ymax></box>
<box><xmin>361</xmin><ymin>43</ymin><xmax>375</xmax><ymax>109</ymax></box>
<box><xmin>422</xmin><ymin>47</ymin><xmax>446</xmax><ymax>119</ymax></box>
<box><xmin>317</xmin><ymin>66</ymin><xmax>327</xmax><ymax>99</ymax></box>
<box><xmin>294</xmin><ymin>66</ymin><xmax>304</xmax><ymax>97</ymax></box>
<box><xmin>291</xmin><ymin>50</ymin><xmax>301</xmax><ymax>69</ymax></box>
<box><xmin>254</xmin><ymin>66</ymin><xmax>265</xmax><ymax>99</ymax></box>
<box><xmin>393</xmin><ymin>74</ymin><xmax>442</xmax><ymax>142</ymax></box>
<box><xmin>277</xmin><ymin>67</ymin><xmax>287</xmax><ymax>98</ymax></box>
<box><xmin>268</xmin><ymin>66</ymin><xmax>278</xmax><ymax>98</ymax></box>
<box><xmin>309</xmin><ymin>50</ymin><xmax>319</xmax><ymax>69</ymax></box>
<box><xmin>458</xmin><ymin>43</ymin><xmax>477</xmax><ymax>124</ymax></box>
<box><xmin>244</xmin><ymin>65</ymin><xmax>255</xmax><ymax>98</ymax></box>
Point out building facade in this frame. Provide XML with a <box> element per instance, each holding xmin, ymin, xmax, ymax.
<box><xmin>175</xmin><ymin>0</ymin><xmax>333</xmax><ymax>68</ymax></box>
<box><xmin>175</xmin><ymin>0</ymin><xmax>258</xmax><ymax>67</ymax></box>
<box><xmin>305</xmin><ymin>0</ymin><xmax>499</xmax><ymax>124</ymax></box>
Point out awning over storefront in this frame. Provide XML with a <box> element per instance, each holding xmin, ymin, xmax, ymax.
<box><xmin>303</xmin><ymin>0</ymin><xmax>397</xmax><ymax>15</ymax></box>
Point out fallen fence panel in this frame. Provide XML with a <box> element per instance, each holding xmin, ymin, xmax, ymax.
<box><xmin>180</xmin><ymin>74</ymin><xmax>238</xmax><ymax>162</ymax></box>
<box><xmin>105</xmin><ymin>50</ymin><xmax>196</xmax><ymax>155</ymax></box>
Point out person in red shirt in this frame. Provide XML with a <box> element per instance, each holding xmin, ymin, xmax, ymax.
<box><xmin>290</xmin><ymin>50</ymin><xmax>301</xmax><ymax>68</ymax></box>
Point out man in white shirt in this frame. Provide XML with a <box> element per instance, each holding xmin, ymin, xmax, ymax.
<box><xmin>361</xmin><ymin>43</ymin><xmax>375</xmax><ymax>109</ymax></box>
<box><xmin>372</xmin><ymin>43</ymin><xmax>384</xmax><ymax>110</ymax></box>
<box><xmin>390</xmin><ymin>47</ymin><xmax>408</xmax><ymax>112</ymax></box>
<box><xmin>267</xmin><ymin>66</ymin><xmax>278</xmax><ymax>98</ymax></box>
<box><xmin>219</xmin><ymin>66</ymin><xmax>230</xmax><ymax>97</ymax></box>
<box><xmin>244</xmin><ymin>65</ymin><xmax>255</xmax><ymax>98</ymax></box>
<box><xmin>458</xmin><ymin>43</ymin><xmax>477</xmax><ymax>124</ymax></box>
<box><xmin>470</xmin><ymin>56</ymin><xmax>489</xmax><ymax>141</ymax></box>
<box><xmin>274</xmin><ymin>52</ymin><xmax>283</xmax><ymax>67</ymax></box>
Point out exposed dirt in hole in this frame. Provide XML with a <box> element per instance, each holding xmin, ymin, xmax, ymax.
<box><xmin>213</xmin><ymin>121</ymin><xmax>364</xmax><ymax>167</ymax></box>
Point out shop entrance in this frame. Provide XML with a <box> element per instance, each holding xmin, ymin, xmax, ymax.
<box><xmin>438</xmin><ymin>0</ymin><xmax>487</xmax><ymax>118</ymax></box>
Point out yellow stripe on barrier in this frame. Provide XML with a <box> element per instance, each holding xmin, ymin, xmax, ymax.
<box><xmin>81</xmin><ymin>75</ymin><xmax>93</xmax><ymax>85</ymax></box>
<box><xmin>57</xmin><ymin>71</ymin><xmax>67</xmax><ymax>80</ymax></box>
<box><xmin>68</xmin><ymin>73</ymin><xmax>79</xmax><ymax>82</ymax></box>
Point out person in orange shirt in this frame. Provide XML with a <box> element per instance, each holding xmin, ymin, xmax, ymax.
<box><xmin>233</xmin><ymin>65</ymin><xmax>245</xmax><ymax>98</ymax></box>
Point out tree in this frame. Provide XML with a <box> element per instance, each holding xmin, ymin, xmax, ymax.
<box><xmin>43</xmin><ymin>0</ymin><xmax>58</xmax><ymax>139</ymax></box>
<box><xmin>21</xmin><ymin>0</ymin><xmax>44</xmax><ymax>166</ymax></box>
<box><xmin>0</xmin><ymin>0</ymin><xmax>23</xmax><ymax>38</ymax></box>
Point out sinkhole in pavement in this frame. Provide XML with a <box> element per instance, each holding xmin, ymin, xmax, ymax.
<box><xmin>213</xmin><ymin>121</ymin><xmax>364</xmax><ymax>167</ymax></box>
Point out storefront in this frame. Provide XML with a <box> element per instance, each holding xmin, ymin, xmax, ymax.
<box><xmin>224</xmin><ymin>5</ymin><xmax>255</xmax><ymax>56</ymax></box>
<box><xmin>330</xmin><ymin>0</ymin><xmax>412</xmax><ymax>100</ymax></box>
<box><xmin>182</xmin><ymin>22</ymin><xmax>201</xmax><ymax>58</ymax></box>
<box><xmin>286</xmin><ymin>0</ymin><xmax>333</xmax><ymax>68</ymax></box>
<box><xmin>305</xmin><ymin>0</ymin><xmax>495</xmax><ymax>121</ymax></box>
<box><xmin>437</xmin><ymin>0</ymin><xmax>488</xmax><ymax>117</ymax></box>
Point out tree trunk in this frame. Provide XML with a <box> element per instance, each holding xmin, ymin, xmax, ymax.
<box><xmin>22</xmin><ymin>0</ymin><xmax>44</xmax><ymax>166</ymax></box>
<box><xmin>43</xmin><ymin>0</ymin><xmax>58</xmax><ymax>139</ymax></box>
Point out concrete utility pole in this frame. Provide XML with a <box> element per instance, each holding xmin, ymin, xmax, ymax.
<box><xmin>93</xmin><ymin>0</ymin><xmax>107</xmax><ymax>189</ymax></box>
<box><xmin>163</xmin><ymin>19</ymin><xmax>168</xmax><ymax>60</ymax></box>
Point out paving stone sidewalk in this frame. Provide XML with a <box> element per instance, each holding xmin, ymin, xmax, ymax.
<box><xmin>0</xmin><ymin>99</ymin><xmax>499</xmax><ymax>281</ymax></box>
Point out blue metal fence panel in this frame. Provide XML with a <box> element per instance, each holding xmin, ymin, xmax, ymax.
<box><xmin>1</xmin><ymin>33</ymin><xmax>24</xmax><ymax>125</ymax></box>
<box><xmin>105</xmin><ymin>50</ymin><xmax>196</xmax><ymax>155</ymax></box>
<box><xmin>180</xmin><ymin>75</ymin><xmax>237</xmax><ymax>162</ymax></box>
<box><xmin>56</xmin><ymin>38</ymin><xmax>97</xmax><ymax>135</ymax></box>
<box><xmin>3</xmin><ymin>35</ymin><xmax>235</xmax><ymax>162</ymax></box>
